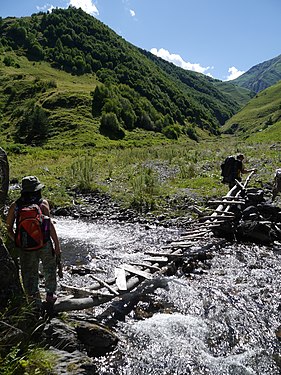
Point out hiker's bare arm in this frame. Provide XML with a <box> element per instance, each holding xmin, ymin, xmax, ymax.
<box><xmin>6</xmin><ymin>202</ymin><xmax>16</xmax><ymax>241</ymax></box>
<box><xmin>50</xmin><ymin>221</ymin><xmax>61</xmax><ymax>255</ymax></box>
<box><xmin>41</xmin><ymin>199</ymin><xmax>61</xmax><ymax>255</ymax></box>
<box><xmin>40</xmin><ymin>199</ymin><xmax>51</xmax><ymax>216</ymax></box>
<box><xmin>242</xmin><ymin>167</ymin><xmax>256</xmax><ymax>174</ymax></box>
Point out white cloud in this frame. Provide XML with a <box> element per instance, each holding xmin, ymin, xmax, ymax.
<box><xmin>130</xmin><ymin>9</ymin><xmax>136</xmax><ymax>17</ymax></box>
<box><xmin>151</xmin><ymin>47</ymin><xmax>212</xmax><ymax>76</ymax></box>
<box><xmin>36</xmin><ymin>4</ymin><xmax>55</xmax><ymax>13</ymax></box>
<box><xmin>226</xmin><ymin>66</ymin><xmax>245</xmax><ymax>81</ymax></box>
<box><xmin>37</xmin><ymin>1</ymin><xmax>99</xmax><ymax>16</ymax></box>
<box><xmin>68</xmin><ymin>0</ymin><xmax>99</xmax><ymax>16</ymax></box>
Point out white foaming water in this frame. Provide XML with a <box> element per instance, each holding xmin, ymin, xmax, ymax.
<box><xmin>55</xmin><ymin>216</ymin><xmax>179</xmax><ymax>277</ymax></box>
<box><xmin>119</xmin><ymin>313</ymin><xmax>261</xmax><ymax>375</ymax></box>
<box><xmin>56</xmin><ymin>218</ymin><xmax>137</xmax><ymax>247</ymax></box>
<box><xmin>54</xmin><ymin>217</ymin><xmax>281</xmax><ymax>374</ymax></box>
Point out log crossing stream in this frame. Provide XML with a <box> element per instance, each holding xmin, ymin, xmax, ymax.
<box><xmin>53</xmin><ymin>171</ymin><xmax>281</xmax><ymax>374</ymax></box>
<box><xmin>54</xmin><ymin>172</ymin><xmax>254</xmax><ymax>314</ymax></box>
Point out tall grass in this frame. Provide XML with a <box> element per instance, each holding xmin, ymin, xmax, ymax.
<box><xmin>0</xmin><ymin>302</ymin><xmax>56</xmax><ymax>375</ymax></box>
<box><xmin>68</xmin><ymin>155</ymin><xmax>95</xmax><ymax>192</ymax></box>
<box><xmin>5</xmin><ymin>136</ymin><xmax>279</xmax><ymax>211</ymax></box>
<box><xmin>129</xmin><ymin>165</ymin><xmax>161</xmax><ymax>211</ymax></box>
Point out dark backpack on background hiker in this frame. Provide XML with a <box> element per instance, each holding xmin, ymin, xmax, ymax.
<box><xmin>15</xmin><ymin>201</ymin><xmax>50</xmax><ymax>250</ymax></box>
<box><xmin>221</xmin><ymin>156</ymin><xmax>236</xmax><ymax>184</ymax></box>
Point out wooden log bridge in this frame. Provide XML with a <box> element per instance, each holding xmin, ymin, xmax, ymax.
<box><xmin>55</xmin><ymin>173</ymin><xmax>255</xmax><ymax>316</ymax></box>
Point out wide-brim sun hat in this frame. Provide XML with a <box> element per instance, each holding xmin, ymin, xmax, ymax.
<box><xmin>21</xmin><ymin>176</ymin><xmax>44</xmax><ymax>193</ymax></box>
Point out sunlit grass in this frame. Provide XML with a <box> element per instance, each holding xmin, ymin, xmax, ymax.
<box><xmin>6</xmin><ymin>135</ymin><xmax>277</xmax><ymax>213</ymax></box>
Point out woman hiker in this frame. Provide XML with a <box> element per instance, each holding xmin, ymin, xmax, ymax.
<box><xmin>6</xmin><ymin>176</ymin><xmax>62</xmax><ymax>307</ymax></box>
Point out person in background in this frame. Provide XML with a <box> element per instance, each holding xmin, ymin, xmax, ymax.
<box><xmin>228</xmin><ymin>154</ymin><xmax>256</xmax><ymax>189</ymax></box>
<box><xmin>272</xmin><ymin>168</ymin><xmax>281</xmax><ymax>202</ymax></box>
<box><xmin>6</xmin><ymin>176</ymin><xmax>61</xmax><ymax>307</ymax></box>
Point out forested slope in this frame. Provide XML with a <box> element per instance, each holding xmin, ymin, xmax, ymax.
<box><xmin>0</xmin><ymin>7</ymin><xmax>253</xmax><ymax>147</ymax></box>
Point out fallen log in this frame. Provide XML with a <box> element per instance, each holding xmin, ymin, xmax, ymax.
<box><xmin>54</xmin><ymin>295</ymin><xmax>113</xmax><ymax>312</ymax></box>
<box><xmin>143</xmin><ymin>256</ymin><xmax>168</xmax><ymax>263</ymax></box>
<box><xmin>121</xmin><ymin>264</ymin><xmax>153</xmax><ymax>280</ymax></box>
<box><xmin>144</xmin><ymin>251</ymin><xmax>183</xmax><ymax>257</ymax></box>
<box><xmin>54</xmin><ymin>278</ymin><xmax>168</xmax><ymax>314</ymax></box>
<box><xmin>198</xmin><ymin>215</ymin><xmax>234</xmax><ymax>221</ymax></box>
<box><xmin>96</xmin><ymin>278</ymin><xmax>169</xmax><ymax>322</ymax></box>
<box><xmin>115</xmin><ymin>267</ymin><xmax>127</xmax><ymax>291</ymax></box>
<box><xmin>203</xmin><ymin>209</ymin><xmax>235</xmax><ymax>216</ymax></box>
<box><xmin>60</xmin><ymin>284</ymin><xmax>115</xmax><ymax>298</ymax></box>
<box><xmin>208</xmin><ymin>200</ymin><xmax>245</xmax><ymax>205</ymax></box>
<box><xmin>89</xmin><ymin>275</ymin><xmax>119</xmax><ymax>296</ymax></box>
<box><xmin>130</xmin><ymin>262</ymin><xmax>161</xmax><ymax>271</ymax></box>
<box><xmin>181</xmin><ymin>228</ymin><xmax>212</xmax><ymax>235</ymax></box>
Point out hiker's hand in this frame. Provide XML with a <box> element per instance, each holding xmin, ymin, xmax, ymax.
<box><xmin>54</xmin><ymin>243</ymin><xmax>61</xmax><ymax>256</ymax></box>
<box><xmin>57</xmin><ymin>262</ymin><xmax>63</xmax><ymax>279</ymax></box>
<box><xmin>56</xmin><ymin>253</ymin><xmax>63</xmax><ymax>278</ymax></box>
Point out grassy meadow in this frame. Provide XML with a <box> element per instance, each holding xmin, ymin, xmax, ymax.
<box><xmin>6</xmin><ymin>134</ymin><xmax>281</xmax><ymax>216</ymax></box>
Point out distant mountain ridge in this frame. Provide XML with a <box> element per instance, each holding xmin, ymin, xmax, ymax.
<box><xmin>232</xmin><ymin>54</ymin><xmax>281</xmax><ymax>93</ymax></box>
<box><xmin>222</xmin><ymin>79</ymin><xmax>281</xmax><ymax>139</ymax></box>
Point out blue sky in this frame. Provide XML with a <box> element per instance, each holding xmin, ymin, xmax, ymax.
<box><xmin>1</xmin><ymin>0</ymin><xmax>280</xmax><ymax>81</ymax></box>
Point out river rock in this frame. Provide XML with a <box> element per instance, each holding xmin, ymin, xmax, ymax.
<box><xmin>43</xmin><ymin>318</ymin><xmax>79</xmax><ymax>352</ymax></box>
<box><xmin>43</xmin><ymin>316</ymin><xmax>119</xmax><ymax>357</ymax></box>
<box><xmin>75</xmin><ymin>321</ymin><xmax>119</xmax><ymax>357</ymax></box>
<box><xmin>49</xmin><ymin>348</ymin><xmax>97</xmax><ymax>374</ymax></box>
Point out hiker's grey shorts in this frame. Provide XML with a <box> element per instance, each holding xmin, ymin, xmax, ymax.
<box><xmin>19</xmin><ymin>240</ymin><xmax>57</xmax><ymax>297</ymax></box>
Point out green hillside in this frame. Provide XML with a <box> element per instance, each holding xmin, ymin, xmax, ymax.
<box><xmin>0</xmin><ymin>7</ymin><xmax>252</xmax><ymax>148</ymax></box>
<box><xmin>222</xmin><ymin>80</ymin><xmax>281</xmax><ymax>140</ymax></box>
<box><xmin>140</xmin><ymin>49</ymin><xmax>253</xmax><ymax>116</ymax></box>
<box><xmin>2</xmin><ymin>7</ymin><xmax>280</xmax><ymax>212</ymax></box>
<box><xmin>232</xmin><ymin>54</ymin><xmax>281</xmax><ymax>93</ymax></box>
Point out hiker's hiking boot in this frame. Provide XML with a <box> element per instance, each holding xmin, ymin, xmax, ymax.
<box><xmin>46</xmin><ymin>292</ymin><xmax>57</xmax><ymax>303</ymax></box>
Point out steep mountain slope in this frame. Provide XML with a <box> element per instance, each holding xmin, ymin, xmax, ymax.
<box><xmin>0</xmin><ymin>7</ymin><xmax>252</xmax><ymax>147</ymax></box>
<box><xmin>232</xmin><ymin>54</ymin><xmax>281</xmax><ymax>93</ymax></box>
<box><xmin>0</xmin><ymin>53</ymin><xmax>102</xmax><ymax>149</ymax></box>
<box><xmin>141</xmin><ymin>49</ymin><xmax>254</xmax><ymax>117</ymax></box>
<box><xmin>222</xmin><ymin>80</ymin><xmax>281</xmax><ymax>139</ymax></box>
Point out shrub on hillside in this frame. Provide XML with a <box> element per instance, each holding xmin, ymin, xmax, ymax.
<box><xmin>162</xmin><ymin>124</ymin><xmax>181</xmax><ymax>139</ymax></box>
<box><xmin>15</xmin><ymin>104</ymin><xmax>49</xmax><ymax>145</ymax></box>
<box><xmin>100</xmin><ymin>112</ymin><xmax>125</xmax><ymax>139</ymax></box>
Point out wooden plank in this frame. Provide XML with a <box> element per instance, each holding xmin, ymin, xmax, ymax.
<box><xmin>243</xmin><ymin>170</ymin><xmax>255</xmax><ymax>187</ymax></box>
<box><xmin>180</xmin><ymin>233</ymin><xmax>212</xmax><ymax>240</ymax></box>
<box><xmin>143</xmin><ymin>256</ymin><xmax>168</xmax><ymax>263</ymax></box>
<box><xmin>181</xmin><ymin>229</ymin><xmax>211</xmax><ymax>235</ymax></box>
<box><xmin>208</xmin><ymin>200</ymin><xmax>245</xmax><ymax>205</ymax></box>
<box><xmin>114</xmin><ymin>267</ymin><xmax>127</xmax><ymax>291</ymax></box>
<box><xmin>121</xmin><ymin>264</ymin><xmax>153</xmax><ymax>279</ymax></box>
<box><xmin>145</xmin><ymin>251</ymin><xmax>183</xmax><ymax>257</ymax></box>
<box><xmin>199</xmin><ymin>215</ymin><xmax>234</xmax><ymax>221</ymax></box>
<box><xmin>165</xmin><ymin>241</ymin><xmax>193</xmax><ymax>248</ymax></box>
<box><xmin>130</xmin><ymin>262</ymin><xmax>161</xmax><ymax>271</ymax></box>
<box><xmin>60</xmin><ymin>284</ymin><xmax>115</xmax><ymax>298</ymax></box>
<box><xmin>193</xmin><ymin>221</ymin><xmax>228</xmax><ymax>228</ymax></box>
<box><xmin>203</xmin><ymin>208</ymin><xmax>235</xmax><ymax>216</ymax></box>
<box><xmin>89</xmin><ymin>274</ymin><xmax>119</xmax><ymax>296</ymax></box>
<box><xmin>221</xmin><ymin>195</ymin><xmax>244</xmax><ymax>200</ymax></box>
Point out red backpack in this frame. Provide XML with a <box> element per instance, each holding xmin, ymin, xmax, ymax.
<box><xmin>15</xmin><ymin>203</ymin><xmax>49</xmax><ymax>250</ymax></box>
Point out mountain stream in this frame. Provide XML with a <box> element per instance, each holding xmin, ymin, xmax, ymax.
<box><xmin>55</xmin><ymin>217</ymin><xmax>281</xmax><ymax>374</ymax></box>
